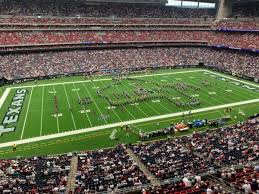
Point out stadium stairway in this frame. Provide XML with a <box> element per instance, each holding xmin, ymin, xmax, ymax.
<box><xmin>126</xmin><ymin>147</ymin><xmax>161</xmax><ymax>187</ymax></box>
<box><xmin>65</xmin><ymin>154</ymin><xmax>78</xmax><ymax>194</ymax></box>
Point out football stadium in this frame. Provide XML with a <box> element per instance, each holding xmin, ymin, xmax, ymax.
<box><xmin>0</xmin><ymin>0</ymin><xmax>258</xmax><ymax>193</ymax></box>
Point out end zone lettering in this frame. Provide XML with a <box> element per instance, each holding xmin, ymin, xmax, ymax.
<box><xmin>0</xmin><ymin>89</ymin><xmax>27</xmax><ymax>136</ymax></box>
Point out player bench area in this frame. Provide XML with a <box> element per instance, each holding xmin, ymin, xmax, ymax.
<box><xmin>0</xmin><ymin>69</ymin><xmax>258</xmax><ymax>149</ymax></box>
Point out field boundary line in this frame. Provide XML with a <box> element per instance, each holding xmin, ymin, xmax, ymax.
<box><xmin>8</xmin><ymin>70</ymin><xmax>204</xmax><ymax>89</ymax></box>
<box><xmin>0</xmin><ymin>88</ymin><xmax>10</xmax><ymax>110</ymax></box>
<box><xmin>1</xmin><ymin>98</ymin><xmax>259</xmax><ymax>148</ymax></box>
<box><xmin>204</xmin><ymin>70</ymin><xmax>259</xmax><ymax>88</ymax></box>
<box><xmin>6</xmin><ymin>69</ymin><xmax>258</xmax><ymax>91</ymax></box>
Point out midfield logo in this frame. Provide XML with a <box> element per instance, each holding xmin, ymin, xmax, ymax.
<box><xmin>0</xmin><ymin>89</ymin><xmax>27</xmax><ymax>136</ymax></box>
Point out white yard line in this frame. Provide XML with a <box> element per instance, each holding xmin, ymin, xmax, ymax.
<box><xmin>0</xmin><ymin>88</ymin><xmax>10</xmax><ymax>110</ymax></box>
<box><xmin>63</xmin><ymin>84</ymin><xmax>77</xmax><ymax>130</ymax></box>
<box><xmin>120</xmin><ymin>80</ymin><xmax>161</xmax><ymax>115</ymax></box>
<box><xmin>8</xmin><ymin>70</ymin><xmax>204</xmax><ymax>89</ymax></box>
<box><xmin>73</xmin><ymin>83</ymin><xmax>92</xmax><ymax>127</ymax></box>
<box><xmin>20</xmin><ymin>87</ymin><xmax>34</xmax><ymax>140</ymax></box>
<box><xmin>82</xmin><ymin>82</ymin><xmax>108</xmax><ymax>124</ymax></box>
<box><xmin>204</xmin><ymin>70</ymin><xmax>259</xmax><ymax>88</ymax></box>
<box><xmin>113</xmin><ymin>84</ymin><xmax>137</xmax><ymax>119</ymax></box>
<box><xmin>40</xmin><ymin>86</ymin><xmax>44</xmax><ymax>136</ymax></box>
<box><xmin>53</xmin><ymin>85</ymin><xmax>60</xmax><ymax>133</ymax></box>
<box><xmin>116</xmin><ymin>82</ymin><xmax>148</xmax><ymax>117</ymax></box>
<box><xmin>97</xmin><ymin>81</ymin><xmax>123</xmax><ymax>122</ymax></box>
<box><xmin>1</xmin><ymin>98</ymin><xmax>258</xmax><ymax>148</ymax></box>
<box><xmin>200</xmin><ymin>73</ymin><xmax>258</xmax><ymax>101</ymax></box>
<box><xmin>151</xmin><ymin>75</ymin><xmax>183</xmax><ymax>113</ymax></box>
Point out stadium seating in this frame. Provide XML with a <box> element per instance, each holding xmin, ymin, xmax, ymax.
<box><xmin>0</xmin><ymin>16</ymin><xmax>211</xmax><ymax>24</ymax></box>
<box><xmin>0</xmin><ymin>30</ymin><xmax>257</xmax><ymax>50</ymax></box>
<box><xmin>177</xmin><ymin>117</ymin><xmax>259</xmax><ymax>166</ymax></box>
<box><xmin>232</xmin><ymin>5</ymin><xmax>259</xmax><ymax>18</ymax></box>
<box><xmin>75</xmin><ymin>145</ymin><xmax>149</xmax><ymax>193</ymax></box>
<box><xmin>0</xmin><ymin>1</ymin><xmax>258</xmax><ymax>193</ymax></box>
<box><xmin>130</xmin><ymin>140</ymin><xmax>210</xmax><ymax>180</ymax></box>
<box><xmin>0</xmin><ymin>47</ymin><xmax>258</xmax><ymax>80</ymax></box>
<box><xmin>0</xmin><ymin>116</ymin><xmax>257</xmax><ymax>193</ymax></box>
<box><xmin>220</xmin><ymin>166</ymin><xmax>259</xmax><ymax>193</ymax></box>
<box><xmin>0</xmin><ymin>1</ymin><xmax>216</xmax><ymax>18</ymax></box>
<box><xmin>214</xmin><ymin>20</ymin><xmax>259</xmax><ymax>30</ymax></box>
<box><xmin>0</xmin><ymin>155</ymin><xmax>71</xmax><ymax>193</ymax></box>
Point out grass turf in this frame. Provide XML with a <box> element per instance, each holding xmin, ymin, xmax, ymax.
<box><xmin>0</xmin><ymin>68</ymin><xmax>258</xmax><ymax>158</ymax></box>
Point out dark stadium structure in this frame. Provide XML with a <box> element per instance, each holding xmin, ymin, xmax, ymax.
<box><xmin>0</xmin><ymin>0</ymin><xmax>258</xmax><ymax>193</ymax></box>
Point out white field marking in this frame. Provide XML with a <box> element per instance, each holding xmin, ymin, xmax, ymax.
<box><xmin>72</xmin><ymin>88</ymin><xmax>80</xmax><ymax>92</ymax></box>
<box><xmin>40</xmin><ymin>86</ymin><xmax>44</xmax><ymax>136</ymax></box>
<box><xmin>173</xmin><ymin>97</ymin><xmax>181</xmax><ymax>100</ymax></box>
<box><xmin>209</xmin><ymin>92</ymin><xmax>216</xmax><ymax>95</ymax></box>
<box><xmin>112</xmin><ymin>83</ymin><xmax>137</xmax><ymax>119</ymax></box>
<box><xmin>152</xmin><ymin>100</ymin><xmax>160</xmax><ymax>103</ymax></box>
<box><xmin>120</xmin><ymin>82</ymin><xmax>149</xmax><ymax>117</ymax></box>
<box><xmin>48</xmin><ymin>90</ymin><xmax>56</xmax><ymax>94</ymax></box>
<box><xmin>8</xmin><ymin>70</ymin><xmax>204</xmax><ymax>89</ymax></box>
<box><xmin>199</xmin><ymin>73</ymin><xmax>256</xmax><ymax>104</ymax></box>
<box><xmin>82</xmin><ymin>82</ymin><xmax>108</xmax><ymax>124</ymax></box>
<box><xmin>98</xmin><ymin>82</ymin><xmax>122</xmax><ymax>122</ymax></box>
<box><xmin>151</xmin><ymin>75</ymin><xmax>176</xmax><ymax>113</ymax></box>
<box><xmin>0</xmin><ymin>88</ymin><xmax>10</xmax><ymax>110</ymax></box>
<box><xmin>106</xmin><ymin>106</ymin><xmax>116</xmax><ymax>110</ymax></box>
<box><xmin>20</xmin><ymin>87</ymin><xmax>34</xmax><ymax>140</ymax></box>
<box><xmin>130</xmin><ymin>103</ymin><xmax>139</xmax><ymax>106</ymax></box>
<box><xmin>1</xmin><ymin>98</ymin><xmax>259</xmax><ymax>148</ymax></box>
<box><xmin>63</xmin><ymin>84</ymin><xmax>77</xmax><ymax>130</ymax></box>
<box><xmin>52</xmin><ymin>113</ymin><xmax>63</xmax><ymax>117</ymax></box>
<box><xmin>204</xmin><ymin>70</ymin><xmax>259</xmax><ymax>88</ymax></box>
<box><xmin>79</xmin><ymin>109</ymin><xmax>91</xmax><ymax>113</ymax></box>
<box><xmin>73</xmin><ymin>83</ymin><xmax>92</xmax><ymax>127</ymax></box>
<box><xmin>53</xmin><ymin>85</ymin><xmax>60</xmax><ymax>133</ymax></box>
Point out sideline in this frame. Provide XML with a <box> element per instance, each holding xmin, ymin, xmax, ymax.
<box><xmin>8</xmin><ymin>70</ymin><xmax>203</xmax><ymax>89</ymax></box>
<box><xmin>0</xmin><ymin>98</ymin><xmax>258</xmax><ymax>148</ymax></box>
<box><xmin>204</xmin><ymin>70</ymin><xmax>259</xmax><ymax>88</ymax></box>
<box><xmin>0</xmin><ymin>88</ymin><xmax>10</xmax><ymax>110</ymax></box>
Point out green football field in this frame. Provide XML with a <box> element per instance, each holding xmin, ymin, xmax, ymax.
<box><xmin>0</xmin><ymin>68</ymin><xmax>258</xmax><ymax>158</ymax></box>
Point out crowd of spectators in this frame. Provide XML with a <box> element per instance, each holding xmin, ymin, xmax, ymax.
<box><xmin>130</xmin><ymin>140</ymin><xmax>211</xmax><ymax>180</ymax></box>
<box><xmin>232</xmin><ymin>5</ymin><xmax>259</xmax><ymax>18</ymax></box>
<box><xmin>219</xmin><ymin>165</ymin><xmax>259</xmax><ymax>193</ymax></box>
<box><xmin>0</xmin><ymin>116</ymin><xmax>258</xmax><ymax>193</ymax></box>
<box><xmin>0</xmin><ymin>31</ymin><xmax>258</xmax><ymax>50</ymax></box>
<box><xmin>0</xmin><ymin>16</ymin><xmax>212</xmax><ymax>25</ymax></box>
<box><xmin>146</xmin><ymin>179</ymin><xmax>226</xmax><ymax>194</ymax></box>
<box><xmin>178</xmin><ymin>117</ymin><xmax>259</xmax><ymax>166</ymax></box>
<box><xmin>214</xmin><ymin>20</ymin><xmax>259</xmax><ymax>30</ymax></box>
<box><xmin>0</xmin><ymin>31</ymin><xmax>210</xmax><ymax>45</ymax></box>
<box><xmin>75</xmin><ymin>145</ymin><xmax>149</xmax><ymax>193</ymax></box>
<box><xmin>0</xmin><ymin>154</ymin><xmax>71</xmax><ymax>193</ymax></box>
<box><xmin>0</xmin><ymin>47</ymin><xmax>258</xmax><ymax>80</ymax></box>
<box><xmin>0</xmin><ymin>0</ymin><xmax>216</xmax><ymax>18</ymax></box>
<box><xmin>209</xmin><ymin>32</ymin><xmax>259</xmax><ymax>50</ymax></box>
